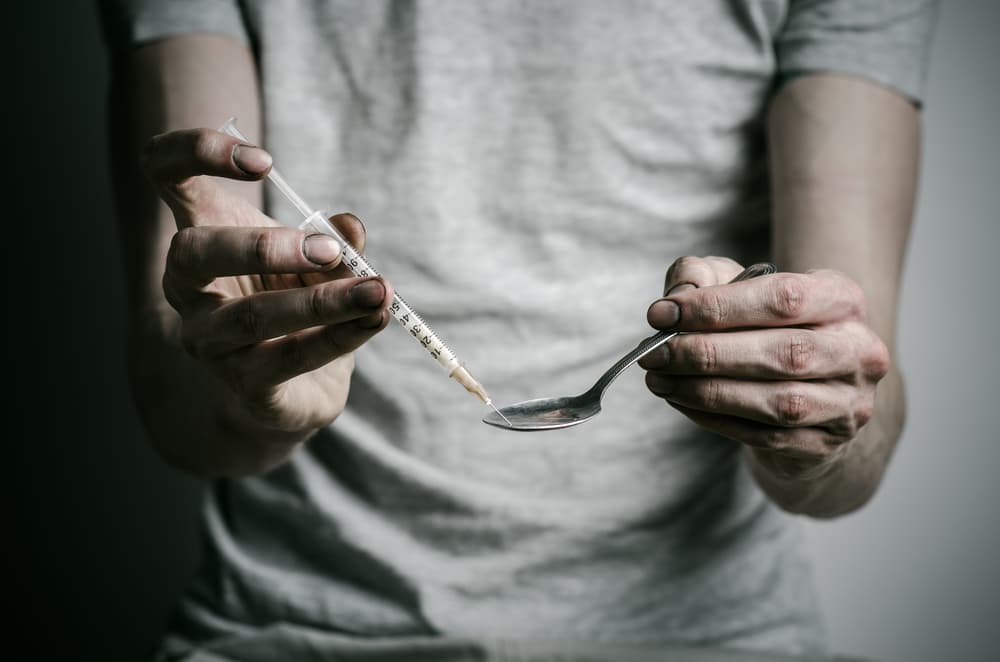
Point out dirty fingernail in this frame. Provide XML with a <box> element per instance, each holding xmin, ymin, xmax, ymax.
<box><xmin>648</xmin><ymin>299</ymin><xmax>680</xmax><ymax>328</ymax></box>
<box><xmin>233</xmin><ymin>144</ymin><xmax>272</xmax><ymax>174</ymax></box>
<box><xmin>303</xmin><ymin>234</ymin><xmax>341</xmax><ymax>266</ymax></box>
<box><xmin>351</xmin><ymin>279</ymin><xmax>386</xmax><ymax>308</ymax></box>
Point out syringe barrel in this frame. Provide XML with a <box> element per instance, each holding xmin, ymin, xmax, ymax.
<box><xmin>220</xmin><ymin>117</ymin><xmax>489</xmax><ymax>403</ymax></box>
<box><xmin>299</xmin><ymin>211</ymin><xmax>463</xmax><ymax>375</ymax></box>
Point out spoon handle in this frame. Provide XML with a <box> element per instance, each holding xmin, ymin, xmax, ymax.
<box><xmin>586</xmin><ymin>262</ymin><xmax>776</xmax><ymax>399</ymax></box>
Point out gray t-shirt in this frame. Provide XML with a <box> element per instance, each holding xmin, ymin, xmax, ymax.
<box><xmin>101</xmin><ymin>1</ymin><xmax>935</xmax><ymax>660</ymax></box>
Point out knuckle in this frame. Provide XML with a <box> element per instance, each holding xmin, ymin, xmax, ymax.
<box><xmin>862</xmin><ymin>334</ymin><xmax>891</xmax><ymax>379</ymax></box>
<box><xmin>167</xmin><ymin>228</ymin><xmax>202</xmax><ymax>275</ymax></box>
<box><xmin>666</xmin><ymin>256</ymin><xmax>710</xmax><ymax>289</ymax></box>
<box><xmin>233</xmin><ymin>296</ymin><xmax>266</xmax><ymax>342</ymax></box>
<box><xmin>817</xmin><ymin>269</ymin><xmax>867</xmax><ymax>319</ymax></box>
<box><xmin>698</xmin><ymin>290</ymin><xmax>728</xmax><ymax>325</ymax></box>
<box><xmin>769</xmin><ymin>274</ymin><xmax>808</xmax><ymax>319</ymax></box>
<box><xmin>253</xmin><ymin>230</ymin><xmax>282</xmax><ymax>270</ymax></box>
<box><xmin>781</xmin><ymin>332</ymin><xmax>816</xmax><ymax>376</ymax></box>
<box><xmin>140</xmin><ymin>132</ymin><xmax>180</xmax><ymax>181</ymax></box>
<box><xmin>172</xmin><ymin>174</ymin><xmax>200</xmax><ymax>199</ymax></box>
<box><xmin>191</xmin><ymin>129</ymin><xmax>226</xmax><ymax>164</ymax></box>
<box><xmin>824</xmin><ymin>394</ymin><xmax>874</xmax><ymax>442</ymax></box>
<box><xmin>307</xmin><ymin>284</ymin><xmax>329</xmax><ymax>322</ymax></box>
<box><xmin>760</xmin><ymin>428</ymin><xmax>795</xmax><ymax>453</ymax></box>
<box><xmin>695</xmin><ymin>379</ymin><xmax>724</xmax><ymax>410</ymax></box>
<box><xmin>670</xmin><ymin>255</ymin><xmax>703</xmax><ymax>278</ymax></box>
<box><xmin>690</xmin><ymin>335</ymin><xmax>718</xmax><ymax>373</ymax></box>
<box><xmin>827</xmin><ymin>416</ymin><xmax>859</xmax><ymax>442</ymax></box>
<box><xmin>854</xmin><ymin>400</ymin><xmax>875</xmax><ymax>430</ymax></box>
<box><xmin>773</xmin><ymin>388</ymin><xmax>810</xmax><ymax>426</ymax></box>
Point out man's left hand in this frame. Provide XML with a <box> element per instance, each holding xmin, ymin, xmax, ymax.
<box><xmin>640</xmin><ymin>256</ymin><xmax>890</xmax><ymax>480</ymax></box>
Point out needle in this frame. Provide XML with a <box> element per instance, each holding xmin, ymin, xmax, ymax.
<box><xmin>486</xmin><ymin>400</ymin><xmax>512</xmax><ymax>427</ymax></box>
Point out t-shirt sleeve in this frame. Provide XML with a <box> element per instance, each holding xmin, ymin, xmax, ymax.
<box><xmin>98</xmin><ymin>0</ymin><xmax>249</xmax><ymax>59</ymax></box>
<box><xmin>775</xmin><ymin>0</ymin><xmax>939</xmax><ymax>104</ymax></box>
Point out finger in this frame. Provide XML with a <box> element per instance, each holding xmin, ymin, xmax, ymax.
<box><xmin>638</xmin><ymin>327</ymin><xmax>860</xmax><ymax>380</ymax></box>
<box><xmin>143</xmin><ymin>128</ymin><xmax>271</xmax><ymax>187</ymax></box>
<box><xmin>667</xmin><ymin>270</ymin><xmax>866</xmax><ymax>332</ymax></box>
<box><xmin>663</xmin><ymin>256</ymin><xmax>742</xmax><ymax>294</ymax></box>
<box><xmin>650</xmin><ymin>256</ymin><xmax>744</xmax><ymax>328</ymax></box>
<box><xmin>216</xmin><ymin>311</ymin><xmax>391</xmax><ymax>394</ymax></box>
<box><xmin>142</xmin><ymin>129</ymin><xmax>273</xmax><ymax>226</ymax></box>
<box><xmin>300</xmin><ymin>213</ymin><xmax>372</xmax><ymax>286</ymax></box>
<box><xmin>645</xmin><ymin>375</ymin><xmax>868</xmax><ymax>436</ymax></box>
<box><xmin>329</xmin><ymin>213</ymin><xmax>366</xmax><ymax>253</ymax></box>
<box><xmin>164</xmin><ymin>226</ymin><xmax>344</xmax><ymax>294</ymax></box>
<box><xmin>191</xmin><ymin>277</ymin><xmax>391</xmax><ymax>355</ymax></box>
<box><xmin>666</xmin><ymin>403</ymin><xmax>842</xmax><ymax>466</ymax></box>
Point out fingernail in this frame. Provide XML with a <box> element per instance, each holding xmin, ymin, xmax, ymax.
<box><xmin>232</xmin><ymin>144</ymin><xmax>272</xmax><ymax>174</ymax></box>
<box><xmin>647</xmin><ymin>299</ymin><xmax>680</xmax><ymax>328</ymax></box>
<box><xmin>646</xmin><ymin>373</ymin><xmax>675</xmax><ymax>395</ymax></box>
<box><xmin>351</xmin><ymin>279</ymin><xmax>385</xmax><ymax>308</ymax></box>
<box><xmin>303</xmin><ymin>234</ymin><xmax>341</xmax><ymax>266</ymax></box>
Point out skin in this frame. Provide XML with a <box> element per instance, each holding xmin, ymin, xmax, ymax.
<box><xmin>110</xmin><ymin>35</ymin><xmax>394</xmax><ymax>476</ymax></box>
<box><xmin>641</xmin><ymin>75</ymin><xmax>919</xmax><ymax>518</ymax></box>
<box><xmin>112</xmin><ymin>36</ymin><xmax>917</xmax><ymax>519</ymax></box>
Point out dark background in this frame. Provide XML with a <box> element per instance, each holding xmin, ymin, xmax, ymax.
<box><xmin>11</xmin><ymin>2</ymin><xmax>999</xmax><ymax>661</ymax></box>
<box><xmin>12</xmin><ymin>4</ymin><xmax>201</xmax><ymax>660</ymax></box>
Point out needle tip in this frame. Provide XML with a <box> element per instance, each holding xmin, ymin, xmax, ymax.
<box><xmin>487</xmin><ymin>400</ymin><xmax>512</xmax><ymax>427</ymax></box>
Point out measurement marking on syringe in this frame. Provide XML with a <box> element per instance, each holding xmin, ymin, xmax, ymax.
<box><xmin>219</xmin><ymin>116</ymin><xmax>495</xmax><ymax>408</ymax></box>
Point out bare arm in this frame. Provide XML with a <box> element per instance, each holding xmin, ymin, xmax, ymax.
<box><xmin>109</xmin><ymin>35</ymin><xmax>391</xmax><ymax>476</ymax></box>
<box><xmin>641</xmin><ymin>74</ymin><xmax>919</xmax><ymax>518</ymax></box>
<box><xmin>757</xmin><ymin>73</ymin><xmax>919</xmax><ymax>515</ymax></box>
<box><xmin>110</xmin><ymin>35</ymin><xmax>264</xmax><ymax>475</ymax></box>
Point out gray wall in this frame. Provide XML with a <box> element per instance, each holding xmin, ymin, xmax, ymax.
<box><xmin>14</xmin><ymin>2</ymin><xmax>997</xmax><ymax>660</ymax></box>
<box><xmin>802</xmin><ymin>3</ymin><xmax>1000</xmax><ymax>661</ymax></box>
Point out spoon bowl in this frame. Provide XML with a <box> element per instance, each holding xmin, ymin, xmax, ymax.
<box><xmin>483</xmin><ymin>263</ymin><xmax>776</xmax><ymax>431</ymax></box>
<box><xmin>482</xmin><ymin>394</ymin><xmax>602</xmax><ymax>431</ymax></box>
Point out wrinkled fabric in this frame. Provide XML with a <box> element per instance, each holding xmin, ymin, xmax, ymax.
<box><xmin>99</xmin><ymin>1</ymin><xmax>935</xmax><ymax>659</ymax></box>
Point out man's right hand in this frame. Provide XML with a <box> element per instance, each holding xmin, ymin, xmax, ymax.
<box><xmin>142</xmin><ymin>128</ymin><xmax>393</xmax><ymax>466</ymax></box>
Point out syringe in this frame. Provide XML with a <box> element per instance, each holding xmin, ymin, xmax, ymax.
<box><xmin>220</xmin><ymin>118</ymin><xmax>509</xmax><ymax>424</ymax></box>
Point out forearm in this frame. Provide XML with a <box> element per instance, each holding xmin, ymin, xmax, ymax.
<box><xmin>111</xmin><ymin>35</ymin><xmax>301</xmax><ymax>475</ymax></box>
<box><xmin>748</xmin><ymin>366</ymin><xmax>905</xmax><ymax>517</ymax></box>
<box><xmin>752</xmin><ymin>74</ymin><xmax>919</xmax><ymax>516</ymax></box>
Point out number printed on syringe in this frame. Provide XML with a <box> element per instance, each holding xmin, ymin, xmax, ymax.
<box><xmin>219</xmin><ymin>117</ymin><xmax>510</xmax><ymax>425</ymax></box>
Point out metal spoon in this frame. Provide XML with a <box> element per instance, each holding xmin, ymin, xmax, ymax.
<box><xmin>482</xmin><ymin>262</ymin><xmax>776</xmax><ymax>431</ymax></box>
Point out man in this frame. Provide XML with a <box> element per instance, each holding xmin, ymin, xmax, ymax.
<box><xmin>101</xmin><ymin>1</ymin><xmax>936</xmax><ymax>659</ymax></box>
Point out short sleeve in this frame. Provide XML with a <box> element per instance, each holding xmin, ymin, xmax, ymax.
<box><xmin>97</xmin><ymin>0</ymin><xmax>249</xmax><ymax>59</ymax></box>
<box><xmin>775</xmin><ymin>0</ymin><xmax>939</xmax><ymax>104</ymax></box>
